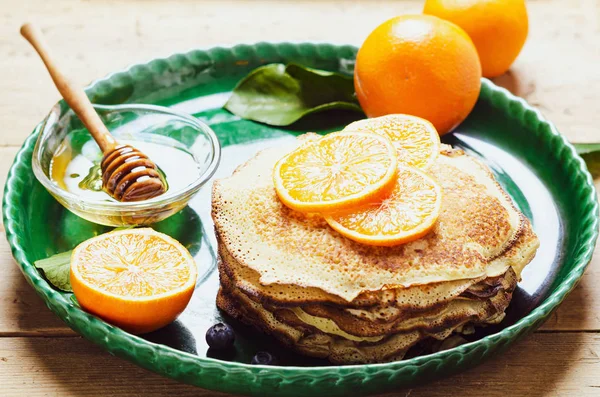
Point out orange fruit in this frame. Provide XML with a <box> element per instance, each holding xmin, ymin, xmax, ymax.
<box><xmin>354</xmin><ymin>14</ymin><xmax>481</xmax><ymax>135</ymax></box>
<box><xmin>342</xmin><ymin>114</ymin><xmax>441</xmax><ymax>169</ymax></box>
<box><xmin>70</xmin><ymin>228</ymin><xmax>197</xmax><ymax>334</ymax></box>
<box><xmin>273</xmin><ymin>132</ymin><xmax>398</xmax><ymax>212</ymax></box>
<box><xmin>325</xmin><ymin>167</ymin><xmax>442</xmax><ymax>246</ymax></box>
<box><xmin>424</xmin><ymin>0</ymin><xmax>528</xmax><ymax>78</ymax></box>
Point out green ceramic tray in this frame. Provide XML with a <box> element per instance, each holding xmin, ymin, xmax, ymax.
<box><xmin>3</xmin><ymin>43</ymin><xmax>598</xmax><ymax>397</ymax></box>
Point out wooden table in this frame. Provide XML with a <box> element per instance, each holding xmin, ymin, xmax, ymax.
<box><xmin>1</xmin><ymin>0</ymin><xmax>599</xmax><ymax>395</ymax></box>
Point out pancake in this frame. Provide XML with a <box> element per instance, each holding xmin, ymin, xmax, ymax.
<box><xmin>217</xmin><ymin>286</ymin><xmax>421</xmax><ymax>363</ymax></box>
<box><xmin>219</xmin><ymin>250</ymin><xmax>517</xmax><ymax>337</ymax></box>
<box><xmin>217</xmin><ymin>218</ymin><xmax>537</xmax><ymax>309</ymax></box>
<box><xmin>212</xmin><ymin>134</ymin><xmax>539</xmax><ymax>364</ymax></box>
<box><xmin>296</xmin><ymin>270</ymin><xmax>515</xmax><ymax>337</ymax></box>
<box><xmin>217</xmin><ymin>269</ymin><xmax>515</xmax><ymax>364</ymax></box>
<box><xmin>212</xmin><ymin>137</ymin><xmax>538</xmax><ymax>301</ymax></box>
<box><xmin>218</xmin><ymin>241</ymin><xmax>484</xmax><ymax>308</ymax></box>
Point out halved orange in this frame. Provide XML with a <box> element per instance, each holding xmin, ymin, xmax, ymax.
<box><xmin>343</xmin><ymin>114</ymin><xmax>441</xmax><ymax>169</ymax></box>
<box><xmin>273</xmin><ymin>132</ymin><xmax>398</xmax><ymax>212</ymax></box>
<box><xmin>70</xmin><ymin>228</ymin><xmax>197</xmax><ymax>334</ymax></box>
<box><xmin>325</xmin><ymin>167</ymin><xmax>442</xmax><ymax>246</ymax></box>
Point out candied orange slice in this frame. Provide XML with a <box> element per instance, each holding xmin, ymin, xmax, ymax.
<box><xmin>273</xmin><ymin>132</ymin><xmax>398</xmax><ymax>212</ymax></box>
<box><xmin>343</xmin><ymin>114</ymin><xmax>441</xmax><ymax>169</ymax></box>
<box><xmin>70</xmin><ymin>228</ymin><xmax>197</xmax><ymax>334</ymax></box>
<box><xmin>325</xmin><ymin>167</ymin><xmax>442</xmax><ymax>246</ymax></box>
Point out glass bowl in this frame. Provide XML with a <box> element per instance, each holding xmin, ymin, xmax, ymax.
<box><xmin>32</xmin><ymin>103</ymin><xmax>221</xmax><ymax>226</ymax></box>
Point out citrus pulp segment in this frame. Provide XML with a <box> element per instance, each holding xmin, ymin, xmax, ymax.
<box><xmin>273</xmin><ymin>132</ymin><xmax>398</xmax><ymax>212</ymax></box>
<box><xmin>343</xmin><ymin>114</ymin><xmax>441</xmax><ymax>169</ymax></box>
<box><xmin>70</xmin><ymin>228</ymin><xmax>197</xmax><ymax>334</ymax></box>
<box><xmin>325</xmin><ymin>167</ymin><xmax>442</xmax><ymax>246</ymax></box>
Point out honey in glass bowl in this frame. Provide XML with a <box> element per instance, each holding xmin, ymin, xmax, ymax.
<box><xmin>32</xmin><ymin>104</ymin><xmax>220</xmax><ymax>227</ymax></box>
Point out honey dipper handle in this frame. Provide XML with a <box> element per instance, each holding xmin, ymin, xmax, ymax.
<box><xmin>20</xmin><ymin>23</ymin><xmax>117</xmax><ymax>153</ymax></box>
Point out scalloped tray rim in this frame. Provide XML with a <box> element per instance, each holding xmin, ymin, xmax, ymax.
<box><xmin>2</xmin><ymin>41</ymin><xmax>598</xmax><ymax>388</ymax></box>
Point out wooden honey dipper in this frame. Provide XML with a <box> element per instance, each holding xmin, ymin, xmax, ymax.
<box><xmin>20</xmin><ymin>23</ymin><xmax>166</xmax><ymax>202</ymax></box>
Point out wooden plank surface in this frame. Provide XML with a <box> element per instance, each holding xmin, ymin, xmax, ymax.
<box><xmin>1</xmin><ymin>0</ymin><xmax>599</xmax><ymax>396</ymax></box>
<box><xmin>0</xmin><ymin>235</ymin><xmax>76</xmax><ymax>336</ymax></box>
<box><xmin>1</xmin><ymin>0</ymin><xmax>599</xmax><ymax>147</ymax></box>
<box><xmin>1</xmin><ymin>333</ymin><xmax>600</xmax><ymax>397</ymax></box>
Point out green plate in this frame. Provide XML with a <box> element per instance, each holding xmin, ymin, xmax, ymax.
<box><xmin>3</xmin><ymin>43</ymin><xmax>598</xmax><ymax>396</ymax></box>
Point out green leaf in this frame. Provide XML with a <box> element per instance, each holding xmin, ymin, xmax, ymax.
<box><xmin>574</xmin><ymin>143</ymin><xmax>600</xmax><ymax>178</ymax></box>
<box><xmin>224</xmin><ymin>63</ymin><xmax>363</xmax><ymax>126</ymax></box>
<box><xmin>34</xmin><ymin>250</ymin><xmax>73</xmax><ymax>292</ymax></box>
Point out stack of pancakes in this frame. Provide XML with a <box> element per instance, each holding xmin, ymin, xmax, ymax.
<box><xmin>212</xmin><ymin>136</ymin><xmax>539</xmax><ymax>364</ymax></box>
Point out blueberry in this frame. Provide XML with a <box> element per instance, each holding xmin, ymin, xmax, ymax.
<box><xmin>251</xmin><ymin>351</ymin><xmax>278</xmax><ymax>365</ymax></box>
<box><xmin>205</xmin><ymin>323</ymin><xmax>235</xmax><ymax>350</ymax></box>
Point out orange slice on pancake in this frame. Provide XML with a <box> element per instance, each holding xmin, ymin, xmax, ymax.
<box><xmin>325</xmin><ymin>166</ymin><xmax>442</xmax><ymax>246</ymax></box>
<box><xmin>273</xmin><ymin>132</ymin><xmax>398</xmax><ymax>212</ymax></box>
<box><xmin>343</xmin><ymin>114</ymin><xmax>440</xmax><ymax>169</ymax></box>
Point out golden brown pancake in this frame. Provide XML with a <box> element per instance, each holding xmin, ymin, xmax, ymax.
<box><xmin>218</xmin><ymin>241</ymin><xmax>485</xmax><ymax>309</ymax></box>
<box><xmin>217</xmin><ymin>269</ymin><xmax>515</xmax><ymax>364</ymax></box>
<box><xmin>219</xmin><ymin>251</ymin><xmax>516</xmax><ymax>337</ymax></box>
<box><xmin>212</xmin><ymin>135</ymin><xmax>539</xmax><ymax>364</ymax></box>
<box><xmin>212</xmin><ymin>138</ymin><xmax>538</xmax><ymax>301</ymax></box>
<box><xmin>217</xmin><ymin>220</ymin><xmax>536</xmax><ymax>310</ymax></box>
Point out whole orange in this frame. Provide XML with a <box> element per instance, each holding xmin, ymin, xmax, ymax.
<box><xmin>423</xmin><ymin>0</ymin><xmax>528</xmax><ymax>78</ymax></box>
<box><xmin>354</xmin><ymin>15</ymin><xmax>481</xmax><ymax>135</ymax></box>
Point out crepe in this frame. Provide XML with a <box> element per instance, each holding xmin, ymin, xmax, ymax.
<box><xmin>212</xmin><ymin>134</ymin><xmax>539</xmax><ymax>364</ymax></box>
<box><xmin>217</xmin><ymin>219</ymin><xmax>537</xmax><ymax>310</ymax></box>
<box><xmin>212</xmin><ymin>140</ymin><xmax>537</xmax><ymax>302</ymax></box>
<box><xmin>219</xmin><ymin>246</ymin><xmax>517</xmax><ymax>335</ymax></box>
<box><xmin>217</xmin><ymin>266</ymin><xmax>516</xmax><ymax>363</ymax></box>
